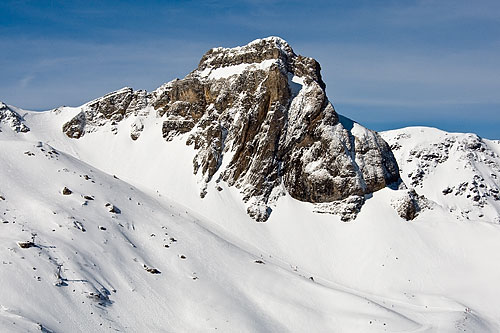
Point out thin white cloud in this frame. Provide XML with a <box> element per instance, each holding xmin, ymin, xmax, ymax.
<box><xmin>19</xmin><ymin>74</ymin><xmax>35</xmax><ymax>88</ymax></box>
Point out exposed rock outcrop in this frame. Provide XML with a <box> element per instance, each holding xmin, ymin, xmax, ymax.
<box><xmin>383</xmin><ymin>128</ymin><xmax>500</xmax><ymax>223</ymax></box>
<box><xmin>0</xmin><ymin>102</ymin><xmax>30</xmax><ymax>133</ymax></box>
<box><xmin>62</xmin><ymin>37</ymin><xmax>401</xmax><ymax>221</ymax></box>
<box><xmin>62</xmin><ymin>88</ymin><xmax>148</xmax><ymax>138</ymax></box>
<box><xmin>391</xmin><ymin>189</ymin><xmax>429</xmax><ymax>221</ymax></box>
<box><xmin>313</xmin><ymin>195</ymin><xmax>366</xmax><ymax>222</ymax></box>
<box><xmin>62</xmin><ymin>111</ymin><xmax>86</xmax><ymax>138</ymax></box>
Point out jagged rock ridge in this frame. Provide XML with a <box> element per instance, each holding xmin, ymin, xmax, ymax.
<box><xmin>62</xmin><ymin>88</ymin><xmax>148</xmax><ymax>139</ymax></box>
<box><xmin>62</xmin><ymin>37</ymin><xmax>400</xmax><ymax>221</ymax></box>
<box><xmin>0</xmin><ymin>102</ymin><xmax>30</xmax><ymax>133</ymax></box>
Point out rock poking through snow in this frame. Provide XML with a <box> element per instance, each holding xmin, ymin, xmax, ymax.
<box><xmin>62</xmin><ymin>187</ymin><xmax>73</xmax><ymax>195</ymax></box>
<box><xmin>391</xmin><ymin>189</ymin><xmax>429</xmax><ymax>221</ymax></box>
<box><xmin>0</xmin><ymin>102</ymin><xmax>30</xmax><ymax>133</ymax></box>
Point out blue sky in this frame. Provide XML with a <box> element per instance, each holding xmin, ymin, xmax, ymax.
<box><xmin>1</xmin><ymin>0</ymin><xmax>499</xmax><ymax>139</ymax></box>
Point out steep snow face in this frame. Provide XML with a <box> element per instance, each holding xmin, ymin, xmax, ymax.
<box><xmin>2</xmin><ymin>121</ymin><xmax>500</xmax><ymax>332</ymax></box>
<box><xmin>6</xmin><ymin>139</ymin><xmax>404</xmax><ymax>332</ymax></box>
<box><xmin>382</xmin><ymin>127</ymin><xmax>500</xmax><ymax>223</ymax></box>
<box><xmin>58</xmin><ymin>37</ymin><xmax>400</xmax><ymax>221</ymax></box>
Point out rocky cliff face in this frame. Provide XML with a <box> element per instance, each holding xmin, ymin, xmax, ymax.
<box><xmin>62</xmin><ymin>37</ymin><xmax>400</xmax><ymax>221</ymax></box>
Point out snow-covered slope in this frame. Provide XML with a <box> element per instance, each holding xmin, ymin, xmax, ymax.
<box><xmin>1</xmin><ymin>37</ymin><xmax>500</xmax><ymax>332</ymax></box>
<box><xmin>0</xmin><ymin>133</ymin><xmax>402</xmax><ymax>332</ymax></box>
<box><xmin>2</xmin><ymin>105</ymin><xmax>500</xmax><ymax>332</ymax></box>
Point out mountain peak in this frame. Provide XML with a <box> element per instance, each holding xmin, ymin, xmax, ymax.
<box><xmin>60</xmin><ymin>37</ymin><xmax>400</xmax><ymax>221</ymax></box>
<box><xmin>198</xmin><ymin>36</ymin><xmax>295</xmax><ymax>72</ymax></box>
<box><xmin>249</xmin><ymin>36</ymin><xmax>291</xmax><ymax>47</ymax></box>
<box><xmin>195</xmin><ymin>36</ymin><xmax>325</xmax><ymax>92</ymax></box>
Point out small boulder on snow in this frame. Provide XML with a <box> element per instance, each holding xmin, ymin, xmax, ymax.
<box><xmin>62</xmin><ymin>187</ymin><xmax>73</xmax><ymax>195</ymax></box>
<box><xmin>143</xmin><ymin>264</ymin><xmax>161</xmax><ymax>274</ymax></box>
<box><xmin>105</xmin><ymin>203</ymin><xmax>121</xmax><ymax>214</ymax></box>
<box><xmin>17</xmin><ymin>241</ymin><xmax>36</xmax><ymax>249</ymax></box>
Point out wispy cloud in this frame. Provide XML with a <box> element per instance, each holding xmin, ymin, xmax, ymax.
<box><xmin>19</xmin><ymin>74</ymin><xmax>35</xmax><ymax>88</ymax></box>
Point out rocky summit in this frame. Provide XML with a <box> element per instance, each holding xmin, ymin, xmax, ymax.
<box><xmin>61</xmin><ymin>37</ymin><xmax>400</xmax><ymax>221</ymax></box>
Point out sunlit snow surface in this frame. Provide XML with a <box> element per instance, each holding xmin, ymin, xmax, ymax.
<box><xmin>0</xmin><ymin>108</ymin><xmax>499</xmax><ymax>332</ymax></box>
<box><xmin>198</xmin><ymin>59</ymin><xmax>279</xmax><ymax>80</ymax></box>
